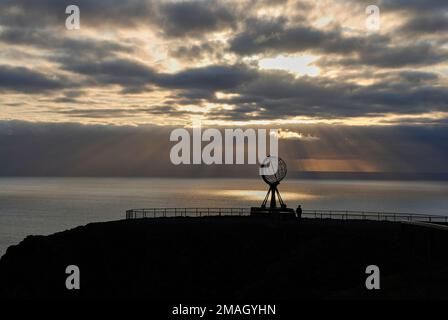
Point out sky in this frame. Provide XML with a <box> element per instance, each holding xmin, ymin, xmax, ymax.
<box><xmin>0</xmin><ymin>0</ymin><xmax>447</xmax><ymax>177</ymax></box>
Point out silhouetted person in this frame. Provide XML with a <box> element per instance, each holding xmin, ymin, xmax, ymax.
<box><xmin>296</xmin><ymin>205</ymin><xmax>302</xmax><ymax>220</ymax></box>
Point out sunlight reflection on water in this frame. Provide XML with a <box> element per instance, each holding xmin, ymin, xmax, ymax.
<box><xmin>0</xmin><ymin>177</ymin><xmax>447</xmax><ymax>257</ymax></box>
<box><xmin>207</xmin><ymin>190</ymin><xmax>319</xmax><ymax>201</ymax></box>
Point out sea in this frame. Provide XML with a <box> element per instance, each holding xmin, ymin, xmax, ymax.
<box><xmin>1</xmin><ymin>177</ymin><xmax>448</xmax><ymax>257</ymax></box>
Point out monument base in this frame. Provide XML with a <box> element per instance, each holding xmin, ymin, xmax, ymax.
<box><xmin>250</xmin><ymin>207</ymin><xmax>296</xmax><ymax>219</ymax></box>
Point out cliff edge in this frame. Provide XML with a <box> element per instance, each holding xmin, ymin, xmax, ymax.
<box><xmin>1</xmin><ymin>217</ymin><xmax>448</xmax><ymax>299</ymax></box>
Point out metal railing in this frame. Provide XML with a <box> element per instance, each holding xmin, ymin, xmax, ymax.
<box><xmin>125</xmin><ymin>208</ymin><xmax>448</xmax><ymax>223</ymax></box>
<box><xmin>126</xmin><ymin>208</ymin><xmax>249</xmax><ymax>219</ymax></box>
<box><xmin>301</xmin><ymin>210</ymin><xmax>448</xmax><ymax>223</ymax></box>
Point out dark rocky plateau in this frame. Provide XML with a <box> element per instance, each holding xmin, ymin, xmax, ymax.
<box><xmin>1</xmin><ymin>217</ymin><xmax>448</xmax><ymax>300</ymax></box>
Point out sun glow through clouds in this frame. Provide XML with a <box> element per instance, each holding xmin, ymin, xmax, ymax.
<box><xmin>258</xmin><ymin>55</ymin><xmax>321</xmax><ymax>77</ymax></box>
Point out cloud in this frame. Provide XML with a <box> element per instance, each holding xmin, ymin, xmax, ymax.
<box><xmin>0</xmin><ymin>27</ymin><xmax>133</xmax><ymax>57</ymax></box>
<box><xmin>156</xmin><ymin>0</ymin><xmax>237</xmax><ymax>38</ymax></box>
<box><xmin>229</xmin><ymin>17</ymin><xmax>447</xmax><ymax>68</ymax></box>
<box><xmin>170</xmin><ymin>42</ymin><xmax>225</xmax><ymax>62</ymax></box>
<box><xmin>399</xmin><ymin>13</ymin><xmax>448</xmax><ymax>35</ymax></box>
<box><xmin>53</xmin><ymin>105</ymin><xmax>200</xmax><ymax>119</ymax></box>
<box><xmin>62</xmin><ymin>58</ymin><xmax>157</xmax><ymax>88</ymax></box>
<box><xmin>0</xmin><ymin>120</ymin><xmax>447</xmax><ymax>176</ymax></box>
<box><xmin>0</xmin><ymin>0</ymin><xmax>446</xmax><ymax>128</ymax></box>
<box><xmin>201</xmin><ymin>67</ymin><xmax>448</xmax><ymax>121</ymax></box>
<box><xmin>278</xmin><ymin>130</ymin><xmax>320</xmax><ymax>141</ymax></box>
<box><xmin>0</xmin><ymin>65</ymin><xmax>69</xmax><ymax>93</ymax></box>
<box><xmin>356</xmin><ymin>42</ymin><xmax>448</xmax><ymax>68</ymax></box>
<box><xmin>60</xmin><ymin>58</ymin><xmax>257</xmax><ymax>93</ymax></box>
<box><xmin>158</xmin><ymin>64</ymin><xmax>258</xmax><ymax>90</ymax></box>
<box><xmin>229</xmin><ymin>18</ymin><xmax>368</xmax><ymax>56</ymax></box>
<box><xmin>0</xmin><ymin>0</ymin><xmax>154</xmax><ymax>28</ymax></box>
<box><xmin>381</xmin><ymin>0</ymin><xmax>448</xmax><ymax>12</ymax></box>
<box><xmin>2</xmin><ymin>54</ymin><xmax>447</xmax><ymax>122</ymax></box>
<box><xmin>0</xmin><ymin>0</ymin><xmax>237</xmax><ymax>36</ymax></box>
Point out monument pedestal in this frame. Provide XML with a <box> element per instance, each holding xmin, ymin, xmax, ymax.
<box><xmin>250</xmin><ymin>207</ymin><xmax>296</xmax><ymax>219</ymax></box>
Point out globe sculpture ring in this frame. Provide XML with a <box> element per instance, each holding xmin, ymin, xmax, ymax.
<box><xmin>261</xmin><ymin>156</ymin><xmax>287</xmax><ymax>185</ymax></box>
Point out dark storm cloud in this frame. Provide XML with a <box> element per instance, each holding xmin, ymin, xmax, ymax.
<box><xmin>317</xmin><ymin>41</ymin><xmax>448</xmax><ymax>69</ymax></box>
<box><xmin>229</xmin><ymin>16</ymin><xmax>447</xmax><ymax>68</ymax></box>
<box><xmin>351</xmin><ymin>85</ymin><xmax>448</xmax><ymax>115</ymax></box>
<box><xmin>394</xmin><ymin>71</ymin><xmax>439</xmax><ymax>83</ymax></box>
<box><xmin>381</xmin><ymin>0</ymin><xmax>448</xmax><ymax>12</ymax></box>
<box><xmin>229</xmin><ymin>18</ymin><xmax>368</xmax><ymax>56</ymax></box>
<box><xmin>0</xmin><ymin>27</ymin><xmax>133</xmax><ymax>57</ymax></box>
<box><xmin>356</xmin><ymin>42</ymin><xmax>447</xmax><ymax>68</ymax></box>
<box><xmin>0</xmin><ymin>65</ymin><xmax>70</xmax><ymax>93</ymax></box>
<box><xmin>54</xmin><ymin>105</ymin><xmax>199</xmax><ymax>118</ymax></box>
<box><xmin>399</xmin><ymin>13</ymin><xmax>448</xmax><ymax>35</ymax></box>
<box><xmin>357</xmin><ymin>1</ymin><xmax>448</xmax><ymax>40</ymax></box>
<box><xmin>0</xmin><ymin>120</ymin><xmax>447</xmax><ymax>176</ymax></box>
<box><xmin>0</xmin><ymin>0</ymin><xmax>153</xmax><ymax>28</ymax></box>
<box><xmin>0</xmin><ymin>0</ymin><xmax>237</xmax><ymax>37</ymax></box>
<box><xmin>170</xmin><ymin>42</ymin><xmax>225</xmax><ymax>62</ymax></box>
<box><xmin>157</xmin><ymin>64</ymin><xmax>258</xmax><ymax>90</ymax></box>
<box><xmin>60</xmin><ymin>58</ymin><xmax>257</xmax><ymax>93</ymax></box>
<box><xmin>156</xmin><ymin>0</ymin><xmax>237</xmax><ymax>38</ymax></box>
<box><xmin>202</xmin><ymin>69</ymin><xmax>448</xmax><ymax>120</ymax></box>
<box><xmin>58</xmin><ymin>56</ymin><xmax>448</xmax><ymax>119</ymax></box>
<box><xmin>62</xmin><ymin>58</ymin><xmax>158</xmax><ymax>88</ymax></box>
<box><xmin>56</xmin><ymin>108</ymin><xmax>138</xmax><ymax>119</ymax></box>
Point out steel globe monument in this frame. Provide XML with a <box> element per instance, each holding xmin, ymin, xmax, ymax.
<box><xmin>251</xmin><ymin>156</ymin><xmax>296</xmax><ymax>217</ymax></box>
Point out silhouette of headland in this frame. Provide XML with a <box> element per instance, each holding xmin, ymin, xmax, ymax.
<box><xmin>1</xmin><ymin>216</ymin><xmax>448</xmax><ymax>299</ymax></box>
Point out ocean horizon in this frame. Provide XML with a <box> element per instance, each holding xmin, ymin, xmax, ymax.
<box><xmin>1</xmin><ymin>177</ymin><xmax>448</xmax><ymax>257</ymax></box>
